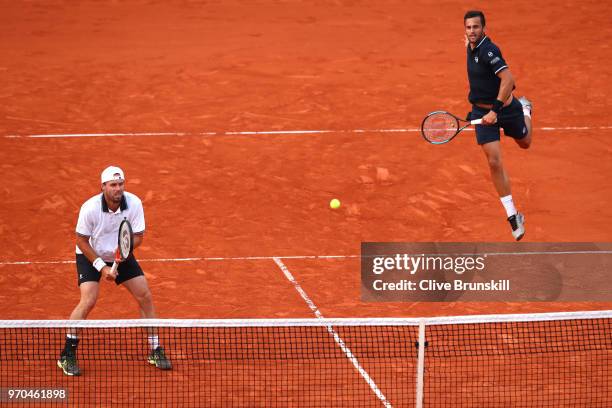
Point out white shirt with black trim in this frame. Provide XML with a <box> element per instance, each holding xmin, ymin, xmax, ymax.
<box><xmin>75</xmin><ymin>192</ymin><xmax>145</xmax><ymax>262</ymax></box>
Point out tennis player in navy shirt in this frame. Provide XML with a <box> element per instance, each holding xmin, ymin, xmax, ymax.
<box><xmin>464</xmin><ymin>10</ymin><xmax>533</xmax><ymax>240</ymax></box>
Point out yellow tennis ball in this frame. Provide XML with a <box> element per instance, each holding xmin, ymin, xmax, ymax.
<box><xmin>330</xmin><ymin>198</ymin><xmax>341</xmax><ymax>209</ymax></box>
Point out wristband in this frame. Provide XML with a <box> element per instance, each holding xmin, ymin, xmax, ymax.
<box><xmin>491</xmin><ymin>99</ymin><xmax>504</xmax><ymax>114</ymax></box>
<box><xmin>93</xmin><ymin>257</ymin><xmax>106</xmax><ymax>272</ymax></box>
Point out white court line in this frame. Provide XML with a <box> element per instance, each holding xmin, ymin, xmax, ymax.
<box><xmin>3</xmin><ymin>125</ymin><xmax>612</xmax><ymax>139</ymax></box>
<box><xmin>0</xmin><ymin>250</ymin><xmax>610</xmax><ymax>266</ymax></box>
<box><xmin>0</xmin><ymin>254</ymin><xmax>361</xmax><ymax>266</ymax></box>
<box><xmin>272</xmin><ymin>257</ymin><xmax>392</xmax><ymax>408</ymax></box>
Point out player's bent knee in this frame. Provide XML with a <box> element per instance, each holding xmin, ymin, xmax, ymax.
<box><xmin>79</xmin><ymin>296</ymin><xmax>98</xmax><ymax>313</ymax></box>
<box><xmin>135</xmin><ymin>289</ymin><xmax>153</xmax><ymax>306</ymax></box>
<box><xmin>518</xmin><ymin>137</ymin><xmax>531</xmax><ymax>149</ymax></box>
<box><xmin>487</xmin><ymin>156</ymin><xmax>503</xmax><ymax>171</ymax></box>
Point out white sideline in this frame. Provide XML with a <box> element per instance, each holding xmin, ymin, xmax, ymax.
<box><xmin>3</xmin><ymin>125</ymin><xmax>612</xmax><ymax>139</ymax></box>
<box><xmin>273</xmin><ymin>257</ymin><xmax>393</xmax><ymax>408</ymax></box>
<box><xmin>1</xmin><ymin>250</ymin><xmax>609</xmax><ymax>266</ymax></box>
<box><xmin>0</xmin><ymin>254</ymin><xmax>361</xmax><ymax>266</ymax></box>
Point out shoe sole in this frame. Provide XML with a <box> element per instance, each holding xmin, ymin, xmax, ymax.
<box><xmin>148</xmin><ymin>358</ymin><xmax>172</xmax><ymax>370</ymax></box>
<box><xmin>57</xmin><ymin>360</ymin><xmax>81</xmax><ymax>376</ymax></box>
<box><xmin>513</xmin><ymin>214</ymin><xmax>526</xmax><ymax>241</ymax></box>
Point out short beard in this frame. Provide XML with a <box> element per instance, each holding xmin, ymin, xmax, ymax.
<box><xmin>105</xmin><ymin>191</ymin><xmax>122</xmax><ymax>204</ymax></box>
<box><xmin>471</xmin><ymin>33</ymin><xmax>484</xmax><ymax>44</ymax></box>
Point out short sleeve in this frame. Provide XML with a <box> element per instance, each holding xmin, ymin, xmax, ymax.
<box><xmin>483</xmin><ymin>44</ymin><xmax>508</xmax><ymax>75</ymax></box>
<box><xmin>130</xmin><ymin>199</ymin><xmax>146</xmax><ymax>234</ymax></box>
<box><xmin>76</xmin><ymin>203</ymin><xmax>94</xmax><ymax>236</ymax></box>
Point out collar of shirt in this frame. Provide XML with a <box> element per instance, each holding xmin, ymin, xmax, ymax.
<box><xmin>468</xmin><ymin>35</ymin><xmax>489</xmax><ymax>54</ymax></box>
<box><xmin>100</xmin><ymin>194</ymin><xmax>128</xmax><ymax>213</ymax></box>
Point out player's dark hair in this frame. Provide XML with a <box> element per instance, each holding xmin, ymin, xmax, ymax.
<box><xmin>464</xmin><ymin>10</ymin><xmax>485</xmax><ymax>27</ymax></box>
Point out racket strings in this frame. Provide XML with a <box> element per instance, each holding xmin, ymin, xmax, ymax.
<box><xmin>118</xmin><ymin>224</ymin><xmax>132</xmax><ymax>259</ymax></box>
<box><xmin>422</xmin><ymin>113</ymin><xmax>459</xmax><ymax>143</ymax></box>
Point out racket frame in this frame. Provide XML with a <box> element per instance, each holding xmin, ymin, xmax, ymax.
<box><xmin>421</xmin><ymin>110</ymin><xmax>482</xmax><ymax>145</ymax></box>
<box><xmin>109</xmin><ymin>219</ymin><xmax>134</xmax><ymax>277</ymax></box>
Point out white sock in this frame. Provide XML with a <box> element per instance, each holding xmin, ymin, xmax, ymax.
<box><xmin>148</xmin><ymin>335</ymin><xmax>160</xmax><ymax>351</ymax></box>
<box><xmin>523</xmin><ymin>107</ymin><xmax>531</xmax><ymax>118</ymax></box>
<box><xmin>500</xmin><ymin>195</ymin><xmax>517</xmax><ymax>218</ymax></box>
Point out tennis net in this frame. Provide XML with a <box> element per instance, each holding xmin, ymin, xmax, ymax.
<box><xmin>0</xmin><ymin>310</ymin><xmax>610</xmax><ymax>407</ymax></box>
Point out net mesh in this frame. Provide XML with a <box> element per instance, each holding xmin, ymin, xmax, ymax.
<box><xmin>0</xmin><ymin>311</ymin><xmax>610</xmax><ymax>407</ymax></box>
<box><xmin>424</xmin><ymin>317</ymin><xmax>612</xmax><ymax>407</ymax></box>
<box><xmin>0</xmin><ymin>323</ymin><xmax>416</xmax><ymax>407</ymax></box>
<box><xmin>421</xmin><ymin>113</ymin><xmax>459</xmax><ymax>143</ymax></box>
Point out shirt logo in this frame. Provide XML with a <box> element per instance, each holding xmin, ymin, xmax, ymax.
<box><xmin>474</xmin><ymin>56</ymin><xmax>479</xmax><ymax>63</ymax></box>
<box><xmin>488</xmin><ymin>51</ymin><xmax>494</xmax><ymax>57</ymax></box>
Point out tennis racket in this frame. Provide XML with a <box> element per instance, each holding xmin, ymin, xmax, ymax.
<box><xmin>108</xmin><ymin>218</ymin><xmax>134</xmax><ymax>280</ymax></box>
<box><xmin>421</xmin><ymin>111</ymin><xmax>482</xmax><ymax>145</ymax></box>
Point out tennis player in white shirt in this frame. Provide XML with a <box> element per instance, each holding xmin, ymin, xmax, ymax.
<box><xmin>57</xmin><ymin>166</ymin><xmax>171</xmax><ymax>376</ymax></box>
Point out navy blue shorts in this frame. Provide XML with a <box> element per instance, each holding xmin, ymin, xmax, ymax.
<box><xmin>470</xmin><ymin>98</ymin><xmax>528</xmax><ymax>145</ymax></box>
<box><xmin>76</xmin><ymin>253</ymin><xmax>144</xmax><ymax>286</ymax></box>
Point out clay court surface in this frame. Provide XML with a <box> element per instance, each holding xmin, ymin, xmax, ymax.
<box><xmin>0</xmin><ymin>0</ymin><xmax>611</xmax><ymax>339</ymax></box>
<box><xmin>1</xmin><ymin>0</ymin><xmax>611</xmax><ymax>320</ymax></box>
<box><xmin>1</xmin><ymin>1</ymin><xmax>611</xmax><ymax>406</ymax></box>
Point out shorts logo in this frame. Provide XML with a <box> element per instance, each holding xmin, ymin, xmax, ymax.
<box><xmin>79</xmin><ymin>274</ymin><xmax>83</xmax><ymax>279</ymax></box>
<box><xmin>474</xmin><ymin>56</ymin><xmax>479</xmax><ymax>63</ymax></box>
<box><xmin>523</xmin><ymin>126</ymin><xmax>527</xmax><ymax>135</ymax></box>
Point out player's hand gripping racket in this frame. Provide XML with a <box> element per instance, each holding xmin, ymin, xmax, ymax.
<box><xmin>107</xmin><ymin>219</ymin><xmax>134</xmax><ymax>280</ymax></box>
<box><xmin>421</xmin><ymin>111</ymin><xmax>482</xmax><ymax>145</ymax></box>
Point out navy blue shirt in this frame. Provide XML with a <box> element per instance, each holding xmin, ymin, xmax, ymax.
<box><xmin>467</xmin><ymin>36</ymin><xmax>509</xmax><ymax>104</ymax></box>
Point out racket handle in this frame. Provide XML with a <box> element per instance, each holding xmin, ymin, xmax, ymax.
<box><xmin>470</xmin><ymin>119</ymin><xmax>483</xmax><ymax>125</ymax></box>
<box><xmin>108</xmin><ymin>262</ymin><xmax>118</xmax><ymax>279</ymax></box>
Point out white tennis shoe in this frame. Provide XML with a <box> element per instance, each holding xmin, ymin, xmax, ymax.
<box><xmin>508</xmin><ymin>213</ymin><xmax>525</xmax><ymax>241</ymax></box>
<box><xmin>518</xmin><ymin>96</ymin><xmax>532</xmax><ymax>116</ymax></box>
